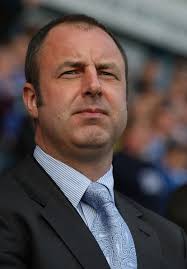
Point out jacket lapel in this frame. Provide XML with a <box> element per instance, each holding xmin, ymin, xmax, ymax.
<box><xmin>42</xmin><ymin>191</ymin><xmax>110</xmax><ymax>269</ymax></box>
<box><xmin>15</xmin><ymin>156</ymin><xmax>110</xmax><ymax>269</ymax></box>
<box><xmin>115</xmin><ymin>191</ymin><xmax>162</xmax><ymax>269</ymax></box>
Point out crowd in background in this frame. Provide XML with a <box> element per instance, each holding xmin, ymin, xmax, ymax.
<box><xmin>1</xmin><ymin>0</ymin><xmax>187</xmax><ymax>225</ymax></box>
<box><xmin>113</xmin><ymin>56</ymin><xmax>187</xmax><ymax>217</ymax></box>
<box><xmin>0</xmin><ymin>0</ymin><xmax>42</xmax><ymax>172</ymax></box>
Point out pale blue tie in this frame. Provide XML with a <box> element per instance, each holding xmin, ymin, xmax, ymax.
<box><xmin>82</xmin><ymin>182</ymin><xmax>137</xmax><ymax>269</ymax></box>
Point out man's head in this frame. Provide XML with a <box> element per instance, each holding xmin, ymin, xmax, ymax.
<box><xmin>24</xmin><ymin>14</ymin><xmax>128</xmax><ymax>106</ymax></box>
<box><xmin>23</xmin><ymin>14</ymin><xmax>128</xmax><ymax>165</ymax></box>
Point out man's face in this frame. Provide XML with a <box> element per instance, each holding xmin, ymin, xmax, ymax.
<box><xmin>27</xmin><ymin>23</ymin><xmax>127</xmax><ymax>160</ymax></box>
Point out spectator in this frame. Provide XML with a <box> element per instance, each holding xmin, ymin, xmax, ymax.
<box><xmin>166</xmin><ymin>184</ymin><xmax>187</xmax><ymax>234</ymax></box>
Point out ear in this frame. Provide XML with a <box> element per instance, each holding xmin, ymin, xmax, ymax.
<box><xmin>23</xmin><ymin>83</ymin><xmax>39</xmax><ymax>119</ymax></box>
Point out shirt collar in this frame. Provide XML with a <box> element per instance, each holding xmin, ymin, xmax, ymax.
<box><xmin>33</xmin><ymin>146</ymin><xmax>114</xmax><ymax>208</ymax></box>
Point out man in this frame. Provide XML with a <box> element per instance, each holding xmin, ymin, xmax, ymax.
<box><xmin>0</xmin><ymin>14</ymin><xmax>186</xmax><ymax>269</ymax></box>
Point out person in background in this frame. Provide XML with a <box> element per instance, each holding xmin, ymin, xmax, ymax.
<box><xmin>0</xmin><ymin>0</ymin><xmax>40</xmax><ymax>174</ymax></box>
<box><xmin>0</xmin><ymin>14</ymin><xmax>187</xmax><ymax>269</ymax></box>
<box><xmin>113</xmin><ymin>117</ymin><xmax>165</xmax><ymax>215</ymax></box>
<box><xmin>166</xmin><ymin>184</ymin><xmax>187</xmax><ymax>234</ymax></box>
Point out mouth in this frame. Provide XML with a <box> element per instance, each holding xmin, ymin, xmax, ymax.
<box><xmin>73</xmin><ymin>107</ymin><xmax>108</xmax><ymax>119</ymax></box>
<box><xmin>73</xmin><ymin>107</ymin><xmax>108</xmax><ymax>116</ymax></box>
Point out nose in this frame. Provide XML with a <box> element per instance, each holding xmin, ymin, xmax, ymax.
<box><xmin>82</xmin><ymin>67</ymin><xmax>102</xmax><ymax>97</ymax></box>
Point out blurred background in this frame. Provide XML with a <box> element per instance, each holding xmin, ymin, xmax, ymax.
<box><xmin>1</xmin><ymin>0</ymin><xmax>187</xmax><ymax>229</ymax></box>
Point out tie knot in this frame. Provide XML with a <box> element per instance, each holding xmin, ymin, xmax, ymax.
<box><xmin>82</xmin><ymin>182</ymin><xmax>113</xmax><ymax>210</ymax></box>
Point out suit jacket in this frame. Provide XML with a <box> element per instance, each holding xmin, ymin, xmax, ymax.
<box><xmin>0</xmin><ymin>156</ymin><xmax>187</xmax><ymax>269</ymax></box>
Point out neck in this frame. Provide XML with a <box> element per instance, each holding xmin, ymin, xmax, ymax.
<box><xmin>37</xmin><ymin>144</ymin><xmax>113</xmax><ymax>181</ymax></box>
<box><xmin>63</xmin><ymin>154</ymin><xmax>113</xmax><ymax>181</ymax></box>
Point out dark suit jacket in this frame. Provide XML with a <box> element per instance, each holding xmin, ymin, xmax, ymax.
<box><xmin>0</xmin><ymin>156</ymin><xmax>187</xmax><ymax>269</ymax></box>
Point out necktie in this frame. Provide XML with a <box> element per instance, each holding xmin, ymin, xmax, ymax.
<box><xmin>82</xmin><ymin>182</ymin><xmax>137</xmax><ymax>269</ymax></box>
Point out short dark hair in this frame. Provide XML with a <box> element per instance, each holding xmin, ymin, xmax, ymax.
<box><xmin>25</xmin><ymin>14</ymin><xmax>128</xmax><ymax>105</ymax></box>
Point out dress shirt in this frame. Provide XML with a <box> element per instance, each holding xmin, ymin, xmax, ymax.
<box><xmin>34</xmin><ymin>146</ymin><xmax>114</xmax><ymax>229</ymax></box>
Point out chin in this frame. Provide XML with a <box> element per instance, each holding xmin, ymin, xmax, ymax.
<box><xmin>73</xmin><ymin>134</ymin><xmax>113</xmax><ymax>151</ymax></box>
<box><xmin>71</xmin><ymin>125</ymin><xmax>117</xmax><ymax>148</ymax></box>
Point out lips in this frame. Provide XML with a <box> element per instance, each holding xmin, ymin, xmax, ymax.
<box><xmin>73</xmin><ymin>107</ymin><xmax>108</xmax><ymax>115</ymax></box>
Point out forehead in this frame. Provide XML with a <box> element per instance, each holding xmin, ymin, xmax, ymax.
<box><xmin>39</xmin><ymin>23</ymin><xmax>125</xmax><ymax>69</ymax></box>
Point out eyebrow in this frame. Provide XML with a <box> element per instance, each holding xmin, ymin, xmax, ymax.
<box><xmin>96</xmin><ymin>63</ymin><xmax>117</xmax><ymax>70</ymax></box>
<box><xmin>55</xmin><ymin>61</ymin><xmax>85</xmax><ymax>74</ymax></box>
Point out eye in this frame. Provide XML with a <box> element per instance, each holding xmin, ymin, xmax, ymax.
<box><xmin>59</xmin><ymin>69</ymin><xmax>80</xmax><ymax>78</ymax></box>
<box><xmin>98</xmin><ymin>70</ymin><xmax>117</xmax><ymax>79</ymax></box>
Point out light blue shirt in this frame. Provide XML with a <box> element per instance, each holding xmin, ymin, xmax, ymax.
<box><xmin>33</xmin><ymin>146</ymin><xmax>114</xmax><ymax>229</ymax></box>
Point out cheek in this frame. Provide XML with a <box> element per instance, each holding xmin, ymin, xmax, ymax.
<box><xmin>39</xmin><ymin>101</ymin><xmax>67</xmax><ymax>130</ymax></box>
<box><xmin>43</xmin><ymin>87</ymin><xmax>71</xmax><ymax>115</ymax></box>
<box><xmin>108</xmin><ymin>88</ymin><xmax>127</xmax><ymax>114</ymax></box>
<box><xmin>106</xmin><ymin>91</ymin><xmax>127</xmax><ymax>137</ymax></box>
<box><xmin>115</xmin><ymin>92</ymin><xmax>127</xmax><ymax>124</ymax></box>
